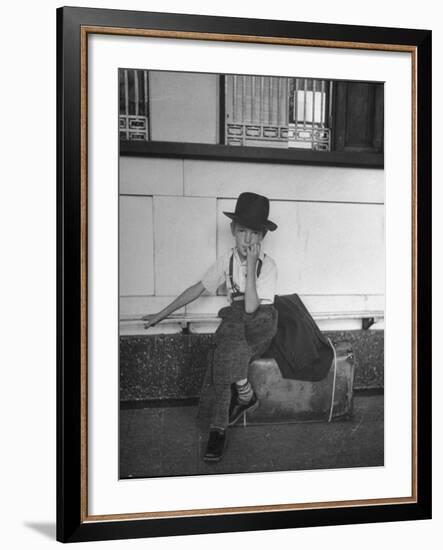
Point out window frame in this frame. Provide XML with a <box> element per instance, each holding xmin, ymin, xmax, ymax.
<box><xmin>119</xmin><ymin>72</ymin><xmax>384</xmax><ymax>169</ymax></box>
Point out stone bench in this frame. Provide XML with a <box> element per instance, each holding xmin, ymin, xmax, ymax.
<box><xmin>119</xmin><ymin>311</ymin><xmax>383</xmax><ymax>407</ymax></box>
<box><xmin>120</xmin><ymin>310</ymin><xmax>384</xmax><ymax>335</ymax></box>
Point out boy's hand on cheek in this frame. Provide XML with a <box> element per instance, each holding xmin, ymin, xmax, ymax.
<box><xmin>246</xmin><ymin>243</ymin><xmax>260</xmax><ymax>265</ymax></box>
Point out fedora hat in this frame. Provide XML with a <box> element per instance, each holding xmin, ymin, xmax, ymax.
<box><xmin>223</xmin><ymin>192</ymin><xmax>277</xmax><ymax>232</ymax></box>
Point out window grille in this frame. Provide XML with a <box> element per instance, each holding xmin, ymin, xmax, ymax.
<box><xmin>224</xmin><ymin>75</ymin><xmax>332</xmax><ymax>151</ymax></box>
<box><xmin>119</xmin><ymin>69</ymin><xmax>150</xmax><ymax>141</ymax></box>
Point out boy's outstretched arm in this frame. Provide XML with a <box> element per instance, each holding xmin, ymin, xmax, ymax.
<box><xmin>142</xmin><ymin>281</ymin><xmax>205</xmax><ymax>328</ymax></box>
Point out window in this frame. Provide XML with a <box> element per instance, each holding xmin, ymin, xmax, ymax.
<box><xmin>118</xmin><ymin>69</ymin><xmax>383</xmax><ymax>168</ymax></box>
<box><xmin>119</xmin><ymin>69</ymin><xmax>150</xmax><ymax>141</ymax></box>
<box><xmin>224</xmin><ymin>76</ymin><xmax>332</xmax><ymax>151</ymax></box>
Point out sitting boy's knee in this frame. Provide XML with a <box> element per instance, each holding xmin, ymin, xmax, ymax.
<box><xmin>215</xmin><ymin>319</ymin><xmax>245</xmax><ymax>341</ymax></box>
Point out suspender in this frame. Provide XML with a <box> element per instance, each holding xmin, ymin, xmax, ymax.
<box><xmin>228</xmin><ymin>252</ymin><xmax>263</xmax><ymax>300</ymax></box>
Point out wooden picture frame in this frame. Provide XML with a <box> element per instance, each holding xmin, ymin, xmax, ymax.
<box><xmin>57</xmin><ymin>6</ymin><xmax>431</xmax><ymax>543</ymax></box>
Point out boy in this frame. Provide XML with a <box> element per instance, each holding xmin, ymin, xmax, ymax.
<box><xmin>143</xmin><ymin>192</ymin><xmax>278</xmax><ymax>462</ymax></box>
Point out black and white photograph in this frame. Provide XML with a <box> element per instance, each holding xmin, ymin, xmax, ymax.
<box><xmin>118</xmin><ymin>69</ymin><xmax>385</xmax><ymax>478</ymax></box>
<box><xmin>0</xmin><ymin>0</ymin><xmax>436</xmax><ymax>546</ymax></box>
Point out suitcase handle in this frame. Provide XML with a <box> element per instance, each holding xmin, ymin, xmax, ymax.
<box><xmin>327</xmin><ymin>338</ymin><xmax>338</xmax><ymax>423</ymax></box>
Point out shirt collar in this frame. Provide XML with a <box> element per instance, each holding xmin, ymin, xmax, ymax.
<box><xmin>233</xmin><ymin>247</ymin><xmax>265</xmax><ymax>264</ymax></box>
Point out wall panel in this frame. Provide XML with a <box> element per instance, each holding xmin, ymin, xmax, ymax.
<box><xmin>217</xmin><ymin>199</ymin><xmax>384</xmax><ymax>295</ymax></box>
<box><xmin>150</xmin><ymin>72</ymin><xmax>218</xmax><ymax>143</ymax></box>
<box><xmin>120</xmin><ymin>157</ymin><xmax>183</xmax><ymax>196</ymax></box>
<box><xmin>184</xmin><ymin>160</ymin><xmax>384</xmax><ymax>203</ymax></box>
<box><xmin>119</xmin><ymin>196</ymin><xmax>154</xmax><ymax>296</ymax></box>
<box><xmin>154</xmin><ymin>196</ymin><xmax>217</xmax><ymax>295</ymax></box>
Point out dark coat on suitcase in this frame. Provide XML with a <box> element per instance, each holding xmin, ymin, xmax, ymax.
<box><xmin>263</xmin><ymin>293</ymin><xmax>334</xmax><ymax>381</ymax></box>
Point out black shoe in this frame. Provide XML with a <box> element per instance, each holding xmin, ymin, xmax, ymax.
<box><xmin>228</xmin><ymin>392</ymin><xmax>259</xmax><ymax>426</ymax></box>
<box><xmin>203</xmin><ymin>429</ymin><xmax>226</xmax><ymax>462</ymax></box>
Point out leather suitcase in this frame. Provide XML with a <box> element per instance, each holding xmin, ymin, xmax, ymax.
<box><xmin>197</xmin><ymin>340</ymin><xmax>355</xmax><ymax>427</ymax></box>
<box><xmin>246</xmin><ymin>340</ymin><xmax>355</xmax><ymax>424</ymax></box>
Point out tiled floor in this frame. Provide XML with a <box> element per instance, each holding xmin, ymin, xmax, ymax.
<box><xmin>119</xmin><ymin>393</ymin><xmax>384</xmax><ymax>479</ymax></box>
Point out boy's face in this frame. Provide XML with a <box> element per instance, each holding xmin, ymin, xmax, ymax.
<box><xmin>231</xmin><ymin>222</ymin><xmax>264</xmax><ymax>259</ymax></box>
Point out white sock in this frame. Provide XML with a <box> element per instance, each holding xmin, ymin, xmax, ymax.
<box><xmin>235</xmin><ymin>380</ymin><xmax>253</xmax><ymax>404</ymax></box>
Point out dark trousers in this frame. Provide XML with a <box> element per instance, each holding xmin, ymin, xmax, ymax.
<box><xmin>210</xmin><ymin>302</ymin><xmax>278</xmax><ymax>429</ymax></box>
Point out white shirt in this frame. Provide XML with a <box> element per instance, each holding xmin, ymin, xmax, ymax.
<box><xmin>201</xmin><ymin>248</ymin><xmax>277</xmax><ymax>305</ymax></box>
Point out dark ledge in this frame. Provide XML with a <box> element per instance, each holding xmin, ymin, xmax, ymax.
<box><xmin>120</xmin><ymin>140</ymin><xmax>384</xmax><ymax>169</ymax></box>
